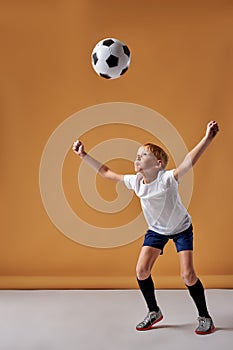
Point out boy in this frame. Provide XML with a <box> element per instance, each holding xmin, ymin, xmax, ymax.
<box><xmin>72</xmin><ymin>120</ymin><xmax>219</xmax><ymax>334</ymax></box>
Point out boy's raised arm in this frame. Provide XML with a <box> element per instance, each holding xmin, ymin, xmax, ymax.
<box><xmin>174</xmin><ymin>121</ymin><xmax>219</xmax><ymax>181</ymax></box>
<box><xmin>72</xmin><ymin>140</ymin><xmax>125</xmax><ymax>182</ymax></box>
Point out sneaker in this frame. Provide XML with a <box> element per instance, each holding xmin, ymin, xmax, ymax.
<box><xmin>136</xmin><ymin>309</ymin><xmax>163</xmax><ymax>331</ymax></box>
<box><xmin>195</xmin><ymin>316</ymin><xmax>215</xmax><ymax>335</ymax></box>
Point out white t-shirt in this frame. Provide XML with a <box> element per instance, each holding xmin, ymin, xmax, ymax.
<box><xmin>124</xmin><ymin>169</ymin><xmax>191</xmax><ymax>235</ymax></box>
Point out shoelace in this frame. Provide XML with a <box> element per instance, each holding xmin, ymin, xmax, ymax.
<box><xmin>198</xmin><ymin>317</ymin><xmax>208</xmax><ymax>327</ymax></box>
<box><xmin>140</xmin><ymin>313</ymin><xmax>153</xmax><ymax>326</ymax></box>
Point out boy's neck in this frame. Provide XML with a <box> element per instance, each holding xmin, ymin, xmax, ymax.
<box><xmin>141</xmin><ymin>169</ymin><xmax>162</xmax><ymax>184</ymax></box>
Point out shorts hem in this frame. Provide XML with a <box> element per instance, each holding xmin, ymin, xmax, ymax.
<box><xmin>143</xmin><ymin>224</ymin><xmax>193</xmax><ymax>254</ymax></box>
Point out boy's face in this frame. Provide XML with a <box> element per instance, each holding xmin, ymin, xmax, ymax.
<box><xmin>134</xmin><ymin>146</ymin><xmax>161</xmax><ymax>173</ymax></box>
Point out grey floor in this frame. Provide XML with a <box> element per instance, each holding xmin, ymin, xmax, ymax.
<box><xmin>0</xmin><ymin>289</ymin><xmax>232</xmax><ymax>350</ymax></box>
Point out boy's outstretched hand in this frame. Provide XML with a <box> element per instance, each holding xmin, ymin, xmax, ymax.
<box><xmin>72</xmin><ymin>140</ymin><xmax>86</xmax><ymax>158</ymax></box>
<box><xmin>205</xmin><ymin>121</ymin><xmax>219</xmax><ymax>140</ymax></box>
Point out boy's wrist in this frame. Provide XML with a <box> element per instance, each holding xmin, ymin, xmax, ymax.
<box><xmin>203</xmin><ymin>134</ymin><xmax>213</xmax><ymax>143</ymax></box>
<box><xmin>79</xmin><ymin>151</ymin><xmax>87</xmax><ymax>159</ymax></box>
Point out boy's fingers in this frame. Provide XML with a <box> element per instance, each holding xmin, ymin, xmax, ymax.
<box><xmin>73</xmin><ymin>141</ymin><xmax>81</xmax><ymax>152</ymax></box>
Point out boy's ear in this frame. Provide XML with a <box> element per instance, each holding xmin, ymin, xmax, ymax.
<box><xmin>155</xmin><ymin>159</ymin><xmax>163</xmax><ymax>168</ymax></box>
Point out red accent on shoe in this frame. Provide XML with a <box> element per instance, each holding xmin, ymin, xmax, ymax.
<box><xmin>195</xmin><ymin>324</ymin><xmax>215</xmax><ymax>335</ymax></box>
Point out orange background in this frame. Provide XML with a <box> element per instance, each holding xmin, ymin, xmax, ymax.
<box><xmin>1</xmin><ymin>0</ymin><xmax>233</xmax><ymax>289</ymax></box>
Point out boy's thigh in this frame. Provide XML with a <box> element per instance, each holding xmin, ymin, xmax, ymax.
<box><xmin>136</xmin><ymin>246</ymin><xmax>161</xmax><ymax>270</ymax></box>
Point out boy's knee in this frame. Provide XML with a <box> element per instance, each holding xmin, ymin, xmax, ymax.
<box><xmin>136</xmin><ymin>266</ymin><xmax>151</xmax><ymax>280</ymax></box>
<box><xmin>181</xmin><ymin>270</ymin><xmax>197</xmax><ymax>286</ymax></box>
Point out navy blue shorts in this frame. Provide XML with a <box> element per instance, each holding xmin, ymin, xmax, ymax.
<box><xmin>143</xmin><ymin>224</ymin><xmax>193</xmax><ymax>254</ymax></box>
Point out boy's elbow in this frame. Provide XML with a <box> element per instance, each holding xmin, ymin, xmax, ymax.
<box><xmin>98</xmin><ymin>165</ymin><xmax>109</xmax><ymax>178</ymax></box>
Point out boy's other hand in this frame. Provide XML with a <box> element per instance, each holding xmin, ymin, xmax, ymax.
<box><xmin>206</xmin><ymin>121</ymin><xmax>219</xmax><ymax>140</ymax></box>
<box><xmin>72</xmin><ymin>140</ymin><xmax>86</xmax><ymax>158</ymax></box>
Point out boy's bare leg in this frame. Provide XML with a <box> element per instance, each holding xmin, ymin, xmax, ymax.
<box><xmin>178</xmin><ymin>250</ymin><xmax>197</xmax><ymax>286</ymax></box>
<box><xmin>136</xmin><ymin>246</ymin><xmax>161</xmax><ymax>281</ymax></box>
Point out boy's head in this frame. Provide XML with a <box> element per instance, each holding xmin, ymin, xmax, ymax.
<box><xmin>143</xmin><ymin>143</ymin><xmax>169</xmax><ymax>169</ymax></box>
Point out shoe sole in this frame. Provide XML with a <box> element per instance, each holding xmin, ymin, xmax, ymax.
<box><xmin>195</xmin><ymin>325</ymin><xmax>215</xmax><ymax>335</ymax></box>
<box><xmin>136</xmin><ymin>315</ymin><xmax>163</xmax><ymax>331</ymax></box>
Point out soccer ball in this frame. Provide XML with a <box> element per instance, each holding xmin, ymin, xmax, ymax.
<box><xmin>91</xmin><ymin>38</ymin><xmax>131</xmax><ymax>79</ymax></box>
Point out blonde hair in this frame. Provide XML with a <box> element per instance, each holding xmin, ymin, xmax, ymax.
<box><xmin>144</xmin><ymin>143</ymin><xmax>169</xmax><ymax>168</ymax></box>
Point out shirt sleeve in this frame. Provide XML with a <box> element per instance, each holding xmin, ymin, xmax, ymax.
<box><xmin>161</xmin><ymin>169</ymin><xmax>179</xmax><ymax>187</ymax></box>
<box><xmin>124</xmin><ymin>174</ymin><xmax>137</xmax><ymax>190</ymax></box>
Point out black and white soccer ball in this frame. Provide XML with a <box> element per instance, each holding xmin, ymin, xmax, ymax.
<box><xmin>91</xmin><ymin>38</ymin><xmax>131</xmax><ymax>79</ymax></box>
